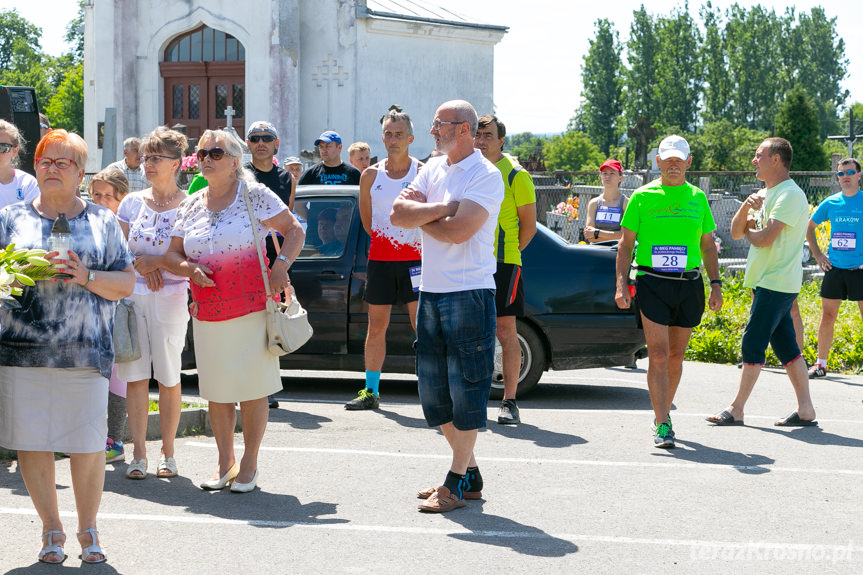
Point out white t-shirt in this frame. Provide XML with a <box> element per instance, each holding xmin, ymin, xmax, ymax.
<box><xmin>0</xmin><ymin>169</ymin><xmax>39</xmax><ymax>211</ymax></box>
<box><xmin>116</xmin><ymin>191</ymin><xmax>189</xmax><ymax>295</ymax></box>
<box><xmin>409</xmin><ymin>150</ymin><xmax>503</xmax><ymax>293</ymax></box>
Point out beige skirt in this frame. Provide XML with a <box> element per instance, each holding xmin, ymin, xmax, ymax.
<box><xmin>193</xmin><ymin>310</ymin><xmax>281</xmax><ymax>403</ymax></box>
<box><xmin>0</xmin><ymin>366</ymin><xmax>107</xmax><ymax>453</ymax></box>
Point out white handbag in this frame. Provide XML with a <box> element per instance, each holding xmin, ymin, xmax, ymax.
<box><xmin>243</xmin><ymin>183</ymin><xmax>313</xmax><ymax>356</ymax></box>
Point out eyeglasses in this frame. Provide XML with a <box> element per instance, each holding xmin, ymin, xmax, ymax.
<box><xmin>837</xmin><ymin>169</ymin><xmax>858</xmax><ymax>177</ymax></box>
<box><xmin>248</xmin><ymin>135</ymin><xmax>276</xmax><ymax>143</ymax></box>
<box><xmin>196</xmin><ymin>148</ymin><xmax>227</xmax><ymax>162</ymax></box>
<box><xmin>35</xmin><ymin>157</ymin><xmax>78</xmax><ymax>170</ymax></box>
<box><xmin>430</xmin><ymin>120</ymin><xmax>464</xmax><ymax>131</ymax></box>
<box><xmin>0</xmin><ymin>143</ymin><xmax>15</xmax><ymax>153</ymax></box>
<box><xmin>141</xmin><ymin>154</ymin><xmax>177</xmax><ymax>164</ymax></box>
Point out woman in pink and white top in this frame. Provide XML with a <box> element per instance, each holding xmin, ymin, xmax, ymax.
<box><xmin>165</xmin><ymin>129</ymin><xmax>304</xmax><ymax>493</ymax></box>
<box><xmin>116</xmin><ymin>126</ymin><xmax>190</xmax><ymax>480</ymax></box>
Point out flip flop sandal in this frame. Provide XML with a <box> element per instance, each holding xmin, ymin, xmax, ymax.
<box><xmin>77</xmin><ymin>528</ymin><xmax>107</xmax><ymax>564</ymax></box>
<box><xmin>775</xmin><ymin>411</ymin><xmax>818</xmax><ymax>427</ymax></box>
<box><xmin>38</xmin><ymin>530</ymin><xmax>67</xmax><ymax>564</ymax></box>
<box><xmin>125</xmin><ymin>458</ymin><xmax>148</xmax><ymax>479</ymax></box>
<box><xmin>157</xmin><ymin>456</ymin><xmax>178</xmax><ymax>478</ymax></box>
<box><xmin>706</xmin><ymin>410</ymin><xmax>744</xmax><ymax>426</ymax></box>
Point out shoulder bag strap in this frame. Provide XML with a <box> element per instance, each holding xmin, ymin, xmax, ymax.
<box><xmin>241</xmin><ymin>182</ymin><xmax>273</xmax><ymax>305</ymax></box>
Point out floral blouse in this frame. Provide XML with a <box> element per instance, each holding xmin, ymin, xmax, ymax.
<box><xmin>0</xmin><ymin>201</ymin><xmax>134</xmax><ymax>378</ymax></box>
<box><xmin>171</xmin><ymin>180</ymin><xmax>287</xmax><ymax>322</ymax></box>
<box><xmin>117</xmin><ymin>192</ymin><xmax>189</xmax><ymax>296</ymax></box>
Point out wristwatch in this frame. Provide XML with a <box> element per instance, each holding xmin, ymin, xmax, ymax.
<box><xmin>276</xmin><ymin>254</ymin><xmax>291</xmax><ymax>266</ymax></box>
<box><xmin>710</xmin><ymin>279</ymin><xmax>723</xmax><ymax>286</ymax></box>
<box><xmin>83</xmin><ymin>270</ymin><xmax>96</xmax><ymax>287</ymax></box>
<box><xmin>593</xmin><ymin>229</ymin><xmax>600</xmax><ymax>240</ymax></box>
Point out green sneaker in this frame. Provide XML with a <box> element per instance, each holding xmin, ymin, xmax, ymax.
<box><xmin>345</xmin><ymin>388</ymin><xmax>380</xmax><ymax>411</ymax></box>
<box><xmin>653</xmin><ymin>422</ymin><xmax>675</xmax><ymax>449</ymax></box>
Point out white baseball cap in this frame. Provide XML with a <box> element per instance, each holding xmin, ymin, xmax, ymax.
<box><xmin>658</xmin><ymin>135</ymin><xmax>690</xmax><ymax>161</ymax></box>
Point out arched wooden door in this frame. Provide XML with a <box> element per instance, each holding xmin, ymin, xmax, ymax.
<box><xmin>159</xmin><ymin>26</ymin><xmax>245</xmax><ymax>138</ymax></box>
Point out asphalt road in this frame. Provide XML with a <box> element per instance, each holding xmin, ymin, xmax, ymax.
<box><xmin>2</xmin><ymin>360</ymin><xmax>863</xmax><ymax>574</ymax></box>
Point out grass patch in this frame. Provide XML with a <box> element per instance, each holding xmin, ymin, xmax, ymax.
<box><xmin>687</xmin><ymin>272</ymin><xmax>863</xmax><ymax>373</ymax></box>
<box><xmin>148</xmin><ymin>399</ymin><xmax>206</xmax><ymax>412</ymax></box>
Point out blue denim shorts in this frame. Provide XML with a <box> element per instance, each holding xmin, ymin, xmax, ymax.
<box><xmin>741</xmin><ymin>287</ymin><xmax>801</xmax><ymax>365</ymax></box>
<box><xmin>416</xmin><ymin>289</ymin><xmax>496</xmax><ymax>430</ymax></box>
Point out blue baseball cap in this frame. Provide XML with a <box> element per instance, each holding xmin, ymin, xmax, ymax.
<box><xmin>314</xmin><ymin>131</ymin><xmax>342</xmax><ymax>146</ymax></box>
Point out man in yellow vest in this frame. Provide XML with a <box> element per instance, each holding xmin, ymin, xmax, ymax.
<box><xmin>475</xmin><ymin>114</ymin><xmax>537</xmax><ymax>424</ymax></box>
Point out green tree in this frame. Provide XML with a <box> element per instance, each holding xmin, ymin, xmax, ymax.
<box><xmin>0</xmin><ymin>9</ymin><xmax>41</xmax><ymax>70</ymax></box>
<box><xmin>700</xmin><ymin>2</ymin><xmax>731</xmax><ymax>123</ymax></box>
<box><xmin>506</xmin><ymin>132</ymin><xmax>547</xmax><ymax>161</ymax></box>
<box><xmin>653</xmin><ymin>4</ymin><xmax>703</xmax><ymax>132</ymax></box>
<box><xmin>785</xmin><ymin>7</ymin><xmax>848</xmax><ymax>140</ymax></box>
<box><xmin>45</xmin><ymin>63</ymin><xmax>84</xmax><ymax>135</ymax></box>
<box><xmin>579</xmin><ymin>19</ymin><xmax>623</xmax><ymax>156</ymax></box>
<box><xmin>623</xmin><ymin>6</ymin><xmax>660</xmax><ymax>127</ymax></box>
<box><xmin>725</xmin><ymin>5</ymin><xmax>786</xmax><ymax>131</ymax></box>
<box><xmin>775</xmin><ymin>85</ymin><xmax>827</xmax><ymax>171</ymax></box>
<box><xmin>543</xmin><ymin>131</ymin><xmax>604</xmax><ymax>171</ymax></box>
<box><xmin>688</xmin><ymin>120</ymin><xmax>767</xmax><ymax>171</ymax></box>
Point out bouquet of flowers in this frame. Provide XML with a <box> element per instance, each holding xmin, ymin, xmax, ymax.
<box><xmin>0</xmin><ymin>245</ymin><xmax>55</xmax><ymax>307</ymax></box>
<box><xmin>181</xmin><ymin>154</ymin><xmax>199</xmax><ymax>174</ymax></box>
<box><xmin>551</xmin><ymin>196</ymin><xmax>579</xmax><ymax>222</ymax></box>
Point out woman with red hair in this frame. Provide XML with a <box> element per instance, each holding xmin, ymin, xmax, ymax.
<box><xmin>0</xmin><ymin>130</ymin><xmax>135</xmax><ymax>564</ymax></box>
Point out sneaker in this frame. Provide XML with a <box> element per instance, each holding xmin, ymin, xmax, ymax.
<box><xmin>497</xmin><ymin>399</ymin><xmax>521</xmax><ymax>424</ymax></box>
<box><xmin>808</xmin><ymin>364</ymin><xmax>827</xmax><ymax>379</ymax></box>
<box><xmin>268</xmin><ymin>395</ymin><xmax>279</xmax><ymax>409</ymax></box>
<box><xmin>105</xmin><ymin>438</ymin><xmax>125</xmax><ymax>463</ymax></box>
<box><xmin>653</xmin><ymin>422</ymin><xmax>675</xmax><ymax>449</ymax></box>
<box><xmin>345</xmin><ymin>388</ymin><xmax>380</xmax><ymax>410</ymax></box>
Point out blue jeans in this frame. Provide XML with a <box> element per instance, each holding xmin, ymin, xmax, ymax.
<box><xmin>416</xmin><ymin>289</ymin><xmax>496</xmax><ymax>430</ymax></box>
<box><xmin>741</xmin><ymin>287</ymin><xmax>800</xmax><ymax>365</ymax></box>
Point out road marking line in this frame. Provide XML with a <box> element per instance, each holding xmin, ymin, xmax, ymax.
<box><xmin>0</xmin><ymin>506</ymin><xmax>850</xmax><ymax>553</ymax></box>
<box><xmin>184</xmin><ymin>442</ymin><xmax>863</xmax><ymax>475</ymax></box>
<box><xmin>269</xmin><ymin>399</ymin><xmax>863</xmax><ymax>425</ymax></box>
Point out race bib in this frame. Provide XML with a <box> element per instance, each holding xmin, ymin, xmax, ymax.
<box><xmin>832</xmin><ymin>232</ymin><xmax>856</xmax><ymax>251</ymax></box>
<box><xmin>651</xmin><ymin>245</ymin><xmax>687</xmax><ymax>272</ymax></box>
<box><xmin>409</xmin><ymin>264</ymin><xmax>421</xmax><ymax>292</ymax></box>
<box><xmin>596</xmin><ymin>206</ymin><xmax>622</xmax><ymax>224</ymax></box>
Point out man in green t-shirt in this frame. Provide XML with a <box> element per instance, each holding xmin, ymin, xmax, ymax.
<box><xmin>615</xmin><ymin>135</ymin><xmax>723</xmax><ymax>448</ymax></box>
<box><xmin>707</xmin><ymin>137</ymin><xmax>817</xmax><ymax>428</ymax></box>
<box><xmin>475</xmin><ymin>114</ymin><xmax>537</xmax><ymax>425</ymax></box>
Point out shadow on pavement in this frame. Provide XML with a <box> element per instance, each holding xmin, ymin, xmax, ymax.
<box><xmin>758</xmin><ymin>425</ymin><xmax>863</xmax><ymax>448</ymax></box>
<box><xmin>267</xmin><ymin>407</ymin><xmax>333</xmax><ymax>430</ymax></box>
<box><xmin>484</xmin><ymin>421</ymin><xmax>587</xmax><ymax>448</ymax></box>
<box><xmin>102</xmin><ymin>473</ymin><xmax>346</xmax><ymax>530</ymax></box>
<box><xmin>444</xmin><ymin>501</ymin><xmax>578</xmax><ymax>557</ymax></box>
<box><xmin>375</xmin><ymin>407</ymin><xmax>429</xmax><ymax>429</ymax></box>
<box><xmin>5</xmin><ymin>563</ymin><xmax>123</xmax><ymax>574</ymax></box>
<box><xmin>660</xmin><ymin>438</ymin><xmax>775</xmax><ymax>474</ymax></box>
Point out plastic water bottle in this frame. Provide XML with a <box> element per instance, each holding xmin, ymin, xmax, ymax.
<box><xmin>48</xmin><ymin>213</ymin><xmax>73</xmax><ymax>279</ymax></box>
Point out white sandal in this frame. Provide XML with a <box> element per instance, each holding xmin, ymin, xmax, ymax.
<box><xmin>38</xmin><ymin>530</ymin><xmax>66</xmax><ymax>564</ymax></box>
<box><xmin>157</xmin><ymin>456</ymin><xmax>178</xmax><ymax>478</ymax></box>
<box><xmin>125</xmin><ymin>458</ymin><xmax>147</xmax><ymax>479</ymax></box>
<box><xmin>77</xmin><ymin>528</ymin><xmax>106</xmax><ymax>564</ymax></box>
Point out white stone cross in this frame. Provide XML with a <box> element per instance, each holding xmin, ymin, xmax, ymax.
<box><xmin>224</xmin><ymin>105</ymin><xmax>235</xmax><ymax>129</ymax></box>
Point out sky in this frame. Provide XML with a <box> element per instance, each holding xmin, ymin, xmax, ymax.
<box><xmin>3</xmin><ymin>0</ymin><xmax>860</xmax><ymax>135</ymax></box>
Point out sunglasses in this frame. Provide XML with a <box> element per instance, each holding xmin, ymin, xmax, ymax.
<box><xmin>837</xmin><ymin>169</ymin><xmax>858</xmax><ymax>177</ymax></box>
<box><xmin>248</xmin><ymin>135</ymin><xmax>276</xmax><ymax>143</ymax></box>
<box><xmin>0</xmin><ymin>143</ymin><xmax>15</xmax><ymax>154</ymax></box>
<box><xmin>196</xmin><ymin>147</ymin><xmax>227</xmax><ymax>162</ymax></box>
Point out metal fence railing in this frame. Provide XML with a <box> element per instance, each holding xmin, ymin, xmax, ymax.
<box><xmin>534</xmin><ymin>170</ymin><xmax>839</xmax><ymax>254</ymax></box>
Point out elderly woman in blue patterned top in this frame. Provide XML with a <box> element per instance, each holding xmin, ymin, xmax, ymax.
<box><xmin>0</xmin><ymin>130</ymin><xmax>135</xmax><ymax>564</ymax></box>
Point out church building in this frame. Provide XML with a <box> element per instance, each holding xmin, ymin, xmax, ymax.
<box><xmin>82</xmin><ymin>0</ymin><xmax>507</xmax><ymax>171</ymax></box>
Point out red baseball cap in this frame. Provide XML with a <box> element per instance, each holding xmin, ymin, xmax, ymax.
<box><xmin>599</xmin><ymin>159</ymin><xmax>623</xmax><ymax>173</ymax></box>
